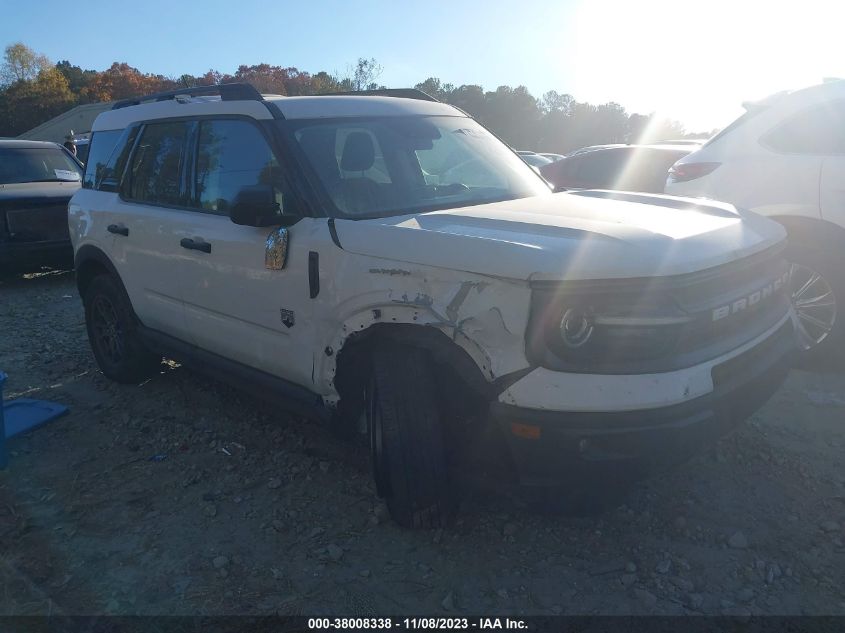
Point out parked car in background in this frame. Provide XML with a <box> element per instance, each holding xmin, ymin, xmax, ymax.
<box><xmin>0</xmin><ymin>140</ymin><xmax>82</xmax><ymax>273</ymax></box>
<box><xmin>541</xmin><ymin>144</ymin><xmax>693</xmax><ymax>193</ymax></box>
<box><xmin>516</xmin><ymin>150</ymin><xmax>553</xmax><ymax>168</ymax></box>
<box><xmin>665</xmin><ymin>80</ymin><xmax>845</xmax><ymax>360</ymax></box>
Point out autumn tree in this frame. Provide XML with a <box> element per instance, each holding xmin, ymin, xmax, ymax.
<box><xmin>0</xmin><ymin>66</ymin><xmax>74</xmax><ymax>136</ymax></box>
<box><xmin>1</xmin><ymin>42</ymin><xmax>51</xmax><ymax>85</ymax></box>
<box><xmin>0</xmin><ymin>44</ymin><xmax>702</xmax><ymax>151</ymax></box>
<box><xmin>55</xmin><ymin>60</ymin><xmax>97</xmax><ymax>102</ymax></box>
<box><xmin>81</xmin><ymin>62</ymin><xmax>174</xmax><ymax>102</ymax></box>
<box><xmin>310</xmin><ymin>71</ymin><xmax>341</xmax><ymax>94</ymax></box>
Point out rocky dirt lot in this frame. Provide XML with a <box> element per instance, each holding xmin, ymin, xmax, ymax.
<box><xmin>0</xmin><ymin>269</ymin><xmax>844</xmax><ymax>617</ymax></box>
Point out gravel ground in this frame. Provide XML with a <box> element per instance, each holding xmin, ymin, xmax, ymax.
<box><xmin>0</xmin><ymin>269</ymin><xmax>844</xmax><ymax>616</ymax></box>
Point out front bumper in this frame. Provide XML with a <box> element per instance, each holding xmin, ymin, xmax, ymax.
<box><xmin>0</xmin><ymin>240</ymin><xmax>73</xmax><ymax>272</ymax></box>
<box><xmin>491</xmin><ymin>319</ymin><xmax>794</xmax><ymax>486</ymax></box>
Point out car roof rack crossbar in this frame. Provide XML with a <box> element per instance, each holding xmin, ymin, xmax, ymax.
<box><xmin>323</xmin><ymin>88</ymin><xmax>439</xmax><ymax>102</ymax></box>
<box><xmin>112</xmin><ymin>83</ymin><xmax>264</xmax><ymax>110</ymax></box>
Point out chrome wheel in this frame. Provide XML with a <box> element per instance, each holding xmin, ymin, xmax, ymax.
<box><xmin>790</xmin><ymin>263</ymin><xmax>837</xmax><ymax>350</ymax></box>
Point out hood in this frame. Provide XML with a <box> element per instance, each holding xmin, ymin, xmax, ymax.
<box><xmin>333</xmin><ymin>191</ymin><xmax>786</xmax><ymax>282</ymax></box>
<box><xmin>0</xmin><ymin>181</ymin><xmax>80</xmax><ymax>202</ymax></box>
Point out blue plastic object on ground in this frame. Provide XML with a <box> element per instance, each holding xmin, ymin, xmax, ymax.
<box><xmin>0</xmin><ymin>371</ymin><xmax>69</xmax><ymax>469</ymax></box>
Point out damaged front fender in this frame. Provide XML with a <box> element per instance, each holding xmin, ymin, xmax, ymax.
<box><xmin>313</xmin><ymin>261</ymin><xmax>533</xmax><ymax>407</ymax></box>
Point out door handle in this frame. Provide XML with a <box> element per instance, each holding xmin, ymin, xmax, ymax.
<box><xmin>107</xmin><ymin>224</ymin><xmax>129</xmax><ymax>236</ymax></box>
<box><xmin>180</xmin><ymin>237</ymin><xmax>211</xmax><ymax>254</ymax></box>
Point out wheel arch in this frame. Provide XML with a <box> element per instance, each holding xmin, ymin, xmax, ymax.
<box><xmin>74</xmin><ymin>244</ymin><xmax>122</xmax><ymax>299</ymax></box>
<box><xmin>332</xmin><ymin>321</ymin><xmax>497</xmax><ymax>430</ymax></box>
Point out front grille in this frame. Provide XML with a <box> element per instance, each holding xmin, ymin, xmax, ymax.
<box><xmin>3</xmin><ymin>203</ymin><xmax>70</xmax><ymax>242</ymax></box>
<box><xmin>672</xmin><ymin>254</ymin><xmax>791</xmax><ymax>356</ymax></box>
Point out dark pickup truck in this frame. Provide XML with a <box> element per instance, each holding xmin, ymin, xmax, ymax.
<box><xmin>0</xmin><ymin>140</ymin><xmax>82</xmax><ymax>273</ymax></box>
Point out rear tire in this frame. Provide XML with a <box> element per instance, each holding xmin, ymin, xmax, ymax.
<box><xmin>367</xmin><ymin>344</ymin><xmax>456</xmax><ymax>528</ymax></box>
<box><xmin>83</xmin><ymin>274</ymin><xmax>160</xmax><ymax>383</ymax></box>
<box><xmin>785</xmin><ymin>241</ymin><xmax>844</xmax><ymax>366</ymax></box>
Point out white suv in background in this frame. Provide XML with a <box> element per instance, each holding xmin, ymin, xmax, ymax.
<box><xmin>666</xmin><ymin>80</ymin><xmax>845</xmax><ymax>360</ymax></box>
<box><xmin>70</xmin><ymin>84</ymin><xmax>794</xmax><ymax>527</ymax></box>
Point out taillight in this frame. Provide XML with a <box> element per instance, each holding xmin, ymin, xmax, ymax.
<box><xmin>668</xmin><ymin>162</ymin><xmax>721</xmax><ymax>182</ymax></box>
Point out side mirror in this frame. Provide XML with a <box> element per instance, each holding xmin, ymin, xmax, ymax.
<box><xmin>230</xmin><ymin>185</ymin><xmax>298</xmax><ymax>228</ymax></box>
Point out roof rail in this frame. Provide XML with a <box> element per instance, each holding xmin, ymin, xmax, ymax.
<box><xmin>111</xmin><ymin>83</ymin><xmax>264</xmax><ymax>110</ymax></box>
<box><xmin>324</xmin><ymin>88</ymin><xmax>439</xmax><ymax>102</ymax></box>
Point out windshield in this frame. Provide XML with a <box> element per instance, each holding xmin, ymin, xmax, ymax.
<box><xmin>0</xmin><ymin>147</ymin><xmax>83</xmax><ymax>185</ymax></box>
<box><xmin>286</xmin><ymin>116</ymin><xmax>551</xmax><ymax>219</ymax></box>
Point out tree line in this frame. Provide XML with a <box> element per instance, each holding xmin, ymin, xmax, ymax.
<box><xmin>0</xmin><ymin>42</ymin><xmax>712</xmax><ymax>152</ymax></box>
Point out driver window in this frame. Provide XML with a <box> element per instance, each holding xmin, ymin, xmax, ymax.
<box><xmin>195</xmin><ymin>119</ymin><xmax>283</xmax><ymax>216</ymax></box>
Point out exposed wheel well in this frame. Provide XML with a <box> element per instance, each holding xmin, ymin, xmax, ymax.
<box><xmin>333</xmin><ymin>323</ymin><xmax>492</xmax><ymax>431</ymax></box>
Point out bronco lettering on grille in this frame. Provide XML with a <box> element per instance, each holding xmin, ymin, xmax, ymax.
<box><xmin>712</xmin><ymin>271</ymin><xmax>789</xmax><ymax>322</ymax></box>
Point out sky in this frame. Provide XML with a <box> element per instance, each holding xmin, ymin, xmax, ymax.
<box><xmin>2</xmin><ymin>0</ymin><xmax>844</xmax><ymax>132</ymax></box>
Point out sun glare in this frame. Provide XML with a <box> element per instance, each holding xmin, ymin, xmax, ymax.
<box><xmin>570</xmin><ymin>0</ymin><xmax>845</xmax><ymax>131</ymax></box>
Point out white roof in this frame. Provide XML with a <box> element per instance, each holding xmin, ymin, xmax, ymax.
<box><xmin>269</xmin><ymin>95</ymin><xmax>461</xmax><ymax>119</ymax></box>
<box><xmin>92</xmin><ymin>95</ymin><xmax>463</xmax><ymax>132</ymax></box>
<box><xmin>92</xmin><ymin>99</ymin><xmax>276</xmax><ymax>131</ymax></box>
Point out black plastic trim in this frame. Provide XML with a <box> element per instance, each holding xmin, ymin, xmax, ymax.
<box><xmin>112</xmin><ymin>83</ymin><xmax>263</xmax><ymax>110</ymax></box>
<box><xmin>308</xmin><ymin>251</ymin><xmax>320</xmax><ymax>298</ymax></box>
<box><xmin>138</xmin><ymin>326</ymin><xmax>329</xmax><ymax>421</ymax></box>
<box><xmin>327</xmin><ymin>218</ymin><xmax>342</xmax><ymax>249</ymax></box>
<box><xmin>324</xmin><ymin>88</ymin><xmax>439</xmax><ymax>102</ymax></box>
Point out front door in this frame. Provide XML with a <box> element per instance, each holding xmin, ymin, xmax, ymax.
<box><xmin>176</xmin><ymin>118</ymin><xmax>315</xmax><ymax>387</ymax></box>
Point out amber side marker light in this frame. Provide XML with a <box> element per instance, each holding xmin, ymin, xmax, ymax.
<box><xmin>510</xmin><ymin>422</ymin><xmax>541</xmax><ymax>440</ymax></box>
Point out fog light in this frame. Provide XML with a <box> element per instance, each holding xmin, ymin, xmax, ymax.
<box><xmin>510</xmin><ymin>422</ymin><xmax>541</xmax><ymax>440</ymax></box>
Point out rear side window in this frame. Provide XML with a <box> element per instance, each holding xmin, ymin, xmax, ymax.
<box><xmin>82</xmin><ymin>130</ymin><xmax>122</xmax><ymax>189</ymax></box>
<box><xmin>127</xmin><ymin>122</ymin><xmax>191</xmax><ymax>205</ymax></box>
<box><xmin>195</xmin><ymin>119</ymin><xmax>283</xmax><ymax>215</ymax></box>
<box><xmin>763</xmin><ymin>101</ymin><xmax>845</xmax><ymax>154</ymax></box>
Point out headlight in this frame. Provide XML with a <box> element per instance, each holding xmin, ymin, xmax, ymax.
<box><xmin>527</xmin><ymin>288</ymin><xmax>690</xmax><ymax>373</ymax></box>
<box><xmin>553</xmin><ymin>307</ymin><xmax>686</xmax><ymax>362</ymax></box>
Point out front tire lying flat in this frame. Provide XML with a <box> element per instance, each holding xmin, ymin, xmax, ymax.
<box><xmin>368</xmin><ymin>344</ymin><xmax>456</xmax><ymax>528</ymax></box>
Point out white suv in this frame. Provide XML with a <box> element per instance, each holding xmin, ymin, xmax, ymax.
<box><xmin>666</xmin><ymin>80</ymin><xmax>845</xmax><ymax>359</ymax></box>
<box><xmin>70</xmin><ymin>84</ymin><xmax>794</xmax><ymax>527</ymax></box>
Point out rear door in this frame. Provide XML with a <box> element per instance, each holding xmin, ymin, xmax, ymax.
<box><xmin>108</xmin><ymin>120</ymin><xmax>195</xmax><ymax>340</ymax></box>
